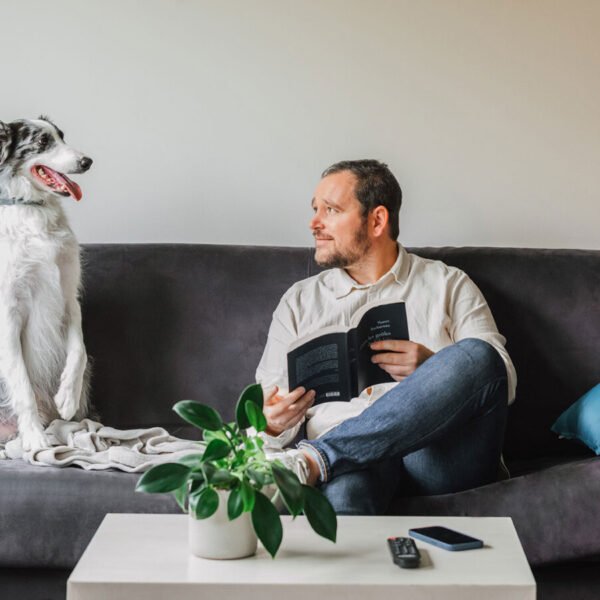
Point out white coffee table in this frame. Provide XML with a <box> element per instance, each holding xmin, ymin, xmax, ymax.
<box><xmin>67</xmin><ymin>513</ymin><xmax>535</xmax><ymax>600</ymax></box>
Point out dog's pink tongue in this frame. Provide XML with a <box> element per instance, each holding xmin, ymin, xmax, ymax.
<box><xmin>61</xmin><ymin>173</ymin><xmax>82</xmax><ymax>201</ymax></box>
<box><xmin>46</xmin><ymin>167</ymin><xmax>82</xmax><ymax>201</ymax></box>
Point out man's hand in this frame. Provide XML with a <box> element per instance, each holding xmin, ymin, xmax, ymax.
<box><xmin>263</xmin><ymin>386</ymin><xmax>316</xmax><ymax>436</ymax></box>
<box><xmin>370</xmin><ymin>340</ymin><xmax>434</xmax><ymax>382</ymax></box>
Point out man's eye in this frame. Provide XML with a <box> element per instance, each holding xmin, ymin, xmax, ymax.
<box><xmin>326</xmin><ymin>207</ymin><xmax>336</xmax><ymax>214</ymax></box>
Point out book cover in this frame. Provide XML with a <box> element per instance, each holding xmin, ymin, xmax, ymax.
<box><xmin>287</xmin><ymin>300</ymin><xmax>409</xmax><ymax>404</ymax></box>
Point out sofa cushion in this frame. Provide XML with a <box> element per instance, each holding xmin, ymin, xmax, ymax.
<box><xmin>390</xmin><ymin>455</ymin><xmax>600</xmax><ymax>566</ymax></box>
<box><xmin>552</xmin><ymin>384</ymin><xmax>600</xmax><ymax>455</ymax></box>
<box><xmin>0</xmin><ymin>460</ymin><xmax>179</xmax><ymax>569</ymax></box>
<box><xmin>81</xmin><ymin>244</ymin><xmax>310</xmax><ymax>433</ymax></box>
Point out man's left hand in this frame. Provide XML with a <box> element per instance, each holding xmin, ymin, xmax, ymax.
<box><xmin>370</xmin><ymin>340</ymin><xmax>434</xmax><ymax>382</ymax></box>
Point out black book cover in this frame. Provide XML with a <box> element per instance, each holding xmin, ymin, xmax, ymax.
<box><xmin>287</xmin><ymin>301</ymin><xmax>409</xmax><ymax>404</ymax></box>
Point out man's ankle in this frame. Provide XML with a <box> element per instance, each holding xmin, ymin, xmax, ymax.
<box><xmin>300</xmin><ymin>449</ymin><xmax>321</xmax><ymax>486</ymax></box>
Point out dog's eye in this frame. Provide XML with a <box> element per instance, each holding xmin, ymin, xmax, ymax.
<box><xmin>37</xmin><ymin>134</ymin><xmax>50</xmax><ymax>149</ymax></box>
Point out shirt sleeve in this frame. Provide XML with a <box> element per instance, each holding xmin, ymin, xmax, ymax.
<box><xmin>255</xmin><ymin>295</ymin><xmax>303</xmax><ymax>448</ymax></box>
<box><xmin>447</xmin><ymin>271</ymin><xmax>517</xmax><ymax>404</ymax></box>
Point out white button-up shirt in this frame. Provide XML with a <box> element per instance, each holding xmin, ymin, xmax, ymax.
<box><xmin>256</xmin><ymin>244</ymin><xmax>517</xmax><ymax>447</ymax></box>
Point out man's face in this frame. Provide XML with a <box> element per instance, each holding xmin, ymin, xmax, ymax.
<box><xmin>310</xmin><ymin>170</ymin><xmax>371</xmax><ymax>268</ymax></box>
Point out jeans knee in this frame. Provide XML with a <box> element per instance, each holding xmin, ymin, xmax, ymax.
<box><xmin>457</xmin><ymin>338</ymin><xmax>506</xmax><ymax>380</ymax></box>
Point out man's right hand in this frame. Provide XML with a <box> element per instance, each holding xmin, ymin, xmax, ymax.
<box><xmin>263</xmin><ymin>386</ymin><xmax>316</xmax><ymax>437</ymax></box>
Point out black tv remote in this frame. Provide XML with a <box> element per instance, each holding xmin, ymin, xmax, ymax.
<box><xmin>387</xmin><ymin>536</ymin><xmax>421</xmax><ymax>569</ymax></box>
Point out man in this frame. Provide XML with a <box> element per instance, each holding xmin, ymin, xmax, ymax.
<box><xmin>256</xmin><ymin>160</ymin><xmax>516</xmax><ymax>515</ymax></box>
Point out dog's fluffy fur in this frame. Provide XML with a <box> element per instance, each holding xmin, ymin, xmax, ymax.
<box><xmin>0</xmin><ymin>116</ymin><xmax>92</xmax><ymax>451</ymax></box>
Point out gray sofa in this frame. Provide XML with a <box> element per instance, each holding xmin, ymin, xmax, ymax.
<box><xmin>1</xmin><ymin>243</ymin><xmax>599</xmax><ymax>600</ymax></box>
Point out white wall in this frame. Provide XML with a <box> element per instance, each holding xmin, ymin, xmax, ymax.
<box><xmin>2</xmin><ymin>0</ymin><xmax>599</xmax><ymax>249</ymax></box>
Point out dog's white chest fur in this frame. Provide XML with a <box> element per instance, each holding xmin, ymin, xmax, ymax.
<box><xmin>0</xmin><ymin>200</ymin><xmax>89</xmax><ymax>446</ymax></box>
<box><xmin>2</xmin><ymin>205</ymin><xmax>68</xmax><ymax>365</ymax></box>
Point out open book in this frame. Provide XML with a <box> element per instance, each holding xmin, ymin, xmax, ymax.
<box><xmin>287</xmin><ymin>300</ymin><xmax>409</xmax><ymax>404</ymax></box>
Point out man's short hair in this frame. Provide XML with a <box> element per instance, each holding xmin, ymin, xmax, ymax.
<box><xmin>321</xmin><ymin>159</ymin><xmax>402</xmax><ymax>240</ymax></box>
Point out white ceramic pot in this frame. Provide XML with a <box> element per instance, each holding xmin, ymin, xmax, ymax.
<box><xmin>188</xmin><ymin>489</ymin><xmax>257</xmax><ymax>559</ymax></box>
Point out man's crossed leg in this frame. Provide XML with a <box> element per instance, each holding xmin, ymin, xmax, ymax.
<box><xmin>290</xmin><ymin>338</ymin><xmax>508</xmax><ymax>515</ymax></box>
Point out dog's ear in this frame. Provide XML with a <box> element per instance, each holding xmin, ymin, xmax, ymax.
<box><xmin>0</xmin><ymin>121</ymin><xmax>12</xmax><ymax>166</ymax></box>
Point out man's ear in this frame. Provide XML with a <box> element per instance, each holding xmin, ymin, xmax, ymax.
<box><xmin>371</xmin><ymin>205</ymin><xmax>390</xmax><ymax>238</ymax></box>
<box><xmin>0</xmin><ymin>121</ymin><xmax>12</xmax><ymax>166</ymax></box>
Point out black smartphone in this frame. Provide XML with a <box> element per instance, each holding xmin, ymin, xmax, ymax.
<box><xmin>408</xmin><ymin>526</ymin><xmax>484</xmax><ymax>551</ymax></box>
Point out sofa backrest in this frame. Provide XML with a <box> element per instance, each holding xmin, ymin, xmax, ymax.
<box><xmin>81</xmin><ymin>244</ymin><xmax>600</xmax><ymax>460</ymax></box>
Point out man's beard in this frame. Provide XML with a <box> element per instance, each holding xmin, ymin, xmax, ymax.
<box><xmin>315</xmin><ymin>222</ymin><xmax>371</xmax><ymax>268</ymax></box>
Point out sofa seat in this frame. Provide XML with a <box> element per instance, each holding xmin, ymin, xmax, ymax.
<box><xmin>3</xmin><ymin>450</ymin><xmax>597</xmax><ymax>570</ymax></box>
<box><xmin>508</xmin><ymin>452</ymin><xmax>594</xmax><ymax>478</ymax></box>
<box><xmin>0</xmin><ymin>459</ymin><xmax>178</xmax><ymax>569</ymax></box>
<box><xmin>391</xmin><ymin>454</ymin><xmax>600</xmax><ymax>566</ymax></box>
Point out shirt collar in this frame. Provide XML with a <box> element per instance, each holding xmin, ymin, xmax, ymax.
<box><xmin>330</xmin><ymin>243</ymin><xmax>410</xmax><ymax>299</ymax></box>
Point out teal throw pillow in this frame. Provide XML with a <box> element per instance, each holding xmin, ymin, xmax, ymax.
<box><xmin>552</xmin><ymin>384</ymin><xmax>600</xmax><ymax>455</ymax></box>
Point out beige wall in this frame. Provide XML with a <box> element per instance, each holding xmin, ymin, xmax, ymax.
<box><xmin>2</xmin><ymin>0</ymin><xmax>599</xmax><ymax>248</ymax></box>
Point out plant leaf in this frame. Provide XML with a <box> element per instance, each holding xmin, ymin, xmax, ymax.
<box><xmin>247</xmin><ymin>466</ymin><xmax>269</xmax><ymax>487</ymax></box>
<box><xmin>177</xmin><ymin>453</ymin><xmax>204</xmax><ymax>468</ymax></box>
<box><xmin>235</xmin><ymin>383</ymin><xmax>263</xmax><ymax>429</ymax></box>
<box><xmin>302</xmin><ymin>485</ymin><xmax>337</xmax><ymax>542</ymax></box>
<box><xmin>202</xmin><ymin>460</ymin><xmax>236</xmax><ymax>487</ymax></box>
<box><xmin>190</xmin><ymin>486</ymin><xmax>219</xmax><ymax>520</ymax></box>
<box><xmin>271</xmin><ymin>462</ymin><xmax>304</xmax><ymax>517</ymax></box>
<box><xmin>202</xmin><ymin>439</ymin><xmax>232</xmax><ymax>462</ymax></box>
<box><xmin>244</xmin><ymin>400</ymin><xmax>267</xmax><ymax>432</ymax></box>
<box><xmin>251</xmin><ymin>490</ymin><xmax>283</xmax><ymax>557</ymax></box>
<box><xmin>209</xmin><ymin>469</ymin><xmax>237</xmax><ymax>486</ymax></box>
<box><xmin>227</xmin><ymin>486</ymin><xmax>244</xmax><ymax>520</ymax></box>
<box><xmin>190</xmin><ymin>478</ymin><xmax>204</xmax><ymax>494</ymax></box>
<box><xmin>135</xmin><ymin>463</ymin><xmax>191</xmax><ymax>494</ymax></box>
<box><xmin>202</xmin><ymin>462</ymin><xmax>216</xmax><ymax>482</ymax></box>
<box><xmin>203</xmin><ymin>428</ymin><xmax>229</xmax><ymax>444</ymax></box>
<box><xmin>240</xmin><ymin>479</ymin><xmax>256</xmax><ymax>512</ymax></box>
<box><xmin>173</xmin><ymin>400</ymin><xmax>223</xmax><ymax>431</ymax></box>
<box><xmin>173</xmin><ymin>482</ymin><xmax>189</xmax><ymax>512</ymax></box>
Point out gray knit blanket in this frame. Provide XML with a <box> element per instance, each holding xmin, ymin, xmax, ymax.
<box><xmin>0</xmin><ymin>419</ymin><xmax>204</xmax><ymax>472</ymax></box>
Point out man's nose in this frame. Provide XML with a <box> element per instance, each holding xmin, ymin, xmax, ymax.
<box><xmin>310</xmin><ymin>212</ymin><xmax>321</xmax><ymax>231</ymax></box>
<box><xmin>79</xmin><ymin>156</ymin><xmax>93</xmax><ymax>172</ymax></box>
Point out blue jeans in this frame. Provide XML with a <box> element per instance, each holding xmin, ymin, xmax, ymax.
<box><xmin>298</xmin><ymin>338</ymin><xmax>508</xmax><ymax>515</ymax></box>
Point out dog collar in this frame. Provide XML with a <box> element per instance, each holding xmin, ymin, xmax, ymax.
<box><xmin>0</xmin><ymin>197</ymin><xmax>43</xmax><ymax>206</ymax></box>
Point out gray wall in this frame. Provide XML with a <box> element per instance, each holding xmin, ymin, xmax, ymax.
<box><xmin>2</xmin><ymin>0</ymin><xmax>599</xmax><ymax>248</ymax></box>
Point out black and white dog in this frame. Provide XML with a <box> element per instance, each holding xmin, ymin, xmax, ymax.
<box><xmin>0</xmin><ymin>116</ymin><xmax>93</xmax><ymax>451</ymax></box>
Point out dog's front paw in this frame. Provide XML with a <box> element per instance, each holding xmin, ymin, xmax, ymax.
<box><xmin>54</xmin><ymin>387</ymin><xmax>79</xmax><ymax>421</ymax></box>
<box><xmin>21</xmin><ymin>428</ymin><xmax>50</xmax><ymax>452</ymax></box>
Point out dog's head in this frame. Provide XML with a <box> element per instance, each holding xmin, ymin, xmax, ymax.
<box><xmin>0</xmin><ymin>116</ymin><xmax>92</xmax><ymax>202</ymax></box>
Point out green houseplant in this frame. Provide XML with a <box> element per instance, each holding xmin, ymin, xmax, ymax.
<box><xmin>136</xmin><ymin>383</ymin><xmax>337</xmax><ymax>558</ymax></box>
